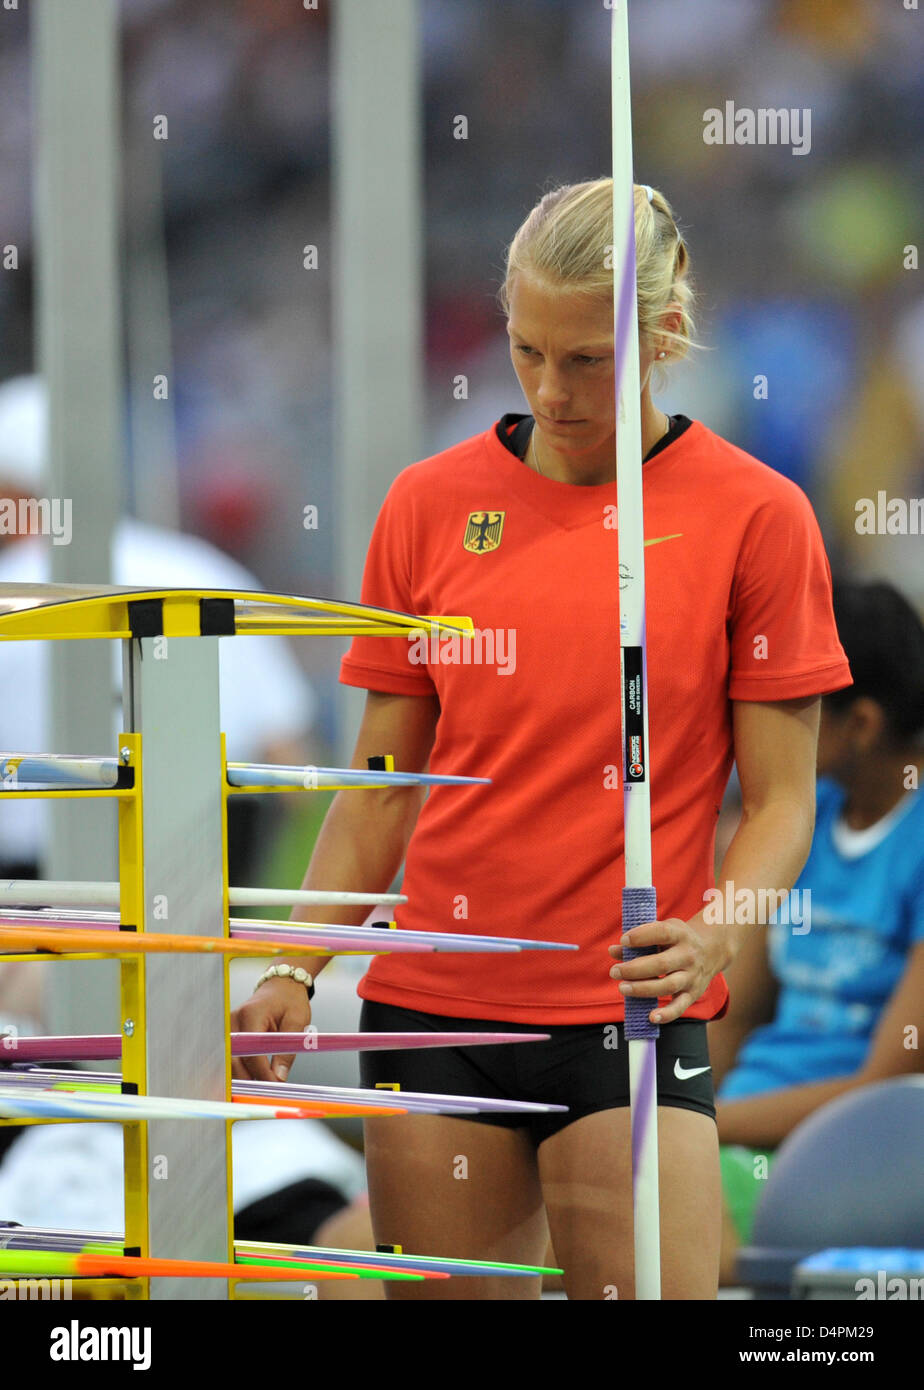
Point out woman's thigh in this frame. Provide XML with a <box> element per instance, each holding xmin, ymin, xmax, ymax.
<box><xmin>362</xmin><ymin>1113</ymin><xmax>549</xmax><ymax>1300</ymax></box>
<box><xmin>537</xmin><ymin>1105</ymin><xmax>721</xmax><ymax>1300</ymax></box>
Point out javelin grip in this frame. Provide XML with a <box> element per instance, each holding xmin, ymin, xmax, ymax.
<box><xmin>621</xmin><ymin>885</ymin><xmax>660</xmax><ymax>1040</ymax></box>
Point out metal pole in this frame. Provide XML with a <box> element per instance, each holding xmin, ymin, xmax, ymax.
<box><xmin>122</xmin><ymin>635</ymin><xmax>230</xmax><ymax>1301</ymax></box>
<box><xmin>32</xmin><ymin>0</ymin><xmax>122</xmax><ymax>1035</ymax></box>
<box><xmin>125</xmin><ymin>127</ymin><xmax>180</xmax><ymax>529</ymax></box>
<box><xmin>332</xmin><ymin>0</ymin><xmax>423</xmax><ymax>758</ymax></box>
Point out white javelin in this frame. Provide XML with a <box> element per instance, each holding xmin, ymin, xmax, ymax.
<box><xmin>611</xmin><ymin>0</ymin><xmax>662</xmax><ymax>1302</ymax></box>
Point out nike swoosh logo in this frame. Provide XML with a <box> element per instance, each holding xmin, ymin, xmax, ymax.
<box><xmin>645</xmin><ymin>534</ymin><xmax>683</xmax><ymax>548</ymax></box>
<box><xmin>674</xmin><ymin>1059</ymin><xmax>711</xmax><ymax>1081</ymax></box>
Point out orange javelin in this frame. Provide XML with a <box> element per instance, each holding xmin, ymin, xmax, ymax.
<box><xmin>230</xmin><ymin>1094</ymin><xmax>408</xmax><ymax>1119</ymax></box>
<box><xmin>0</xmin><ymin>925</ymin><xmax>357</xmax><ymax>959</ymax></box>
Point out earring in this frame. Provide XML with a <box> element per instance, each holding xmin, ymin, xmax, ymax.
<box><xmin>658</xmin><ymin>351</ymin><xmax>666</xmax><ymax>359</ymax></box>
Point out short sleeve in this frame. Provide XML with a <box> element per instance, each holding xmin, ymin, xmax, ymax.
<box><xmin>728</xmin><ymin>479</ymin><xmax>853</xmax><ymax>701</ymax></box>
<box><xmin>339</xmin><ymin>474</ymin><xmax>437</xmax><ymax>697</ymax></box>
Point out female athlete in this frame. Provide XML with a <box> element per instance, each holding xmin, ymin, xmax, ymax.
<box><xmin>232</xmin><ymin>180</ymin><xmax>852</xmax><ymax>1300</ymax></box>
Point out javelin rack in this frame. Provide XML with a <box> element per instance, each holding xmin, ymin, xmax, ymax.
<box><xmin>0</xmin><ymin>582</ymin><xmax>483</xmax><ymax>1299</ymax></box>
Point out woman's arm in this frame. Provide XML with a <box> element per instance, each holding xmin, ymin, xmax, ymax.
<box><xmin>609</xmin><ymin>696</ymin><xmax>820</xmax><ymax>1024</ymax></box>
<box><xmin>717</xmin><ymin>940</ymin><xmax>924</xmax><ymax>1148</ymax></box>
<box><xmin>230</xmin><ymin>689</ymin><xmax>440</xmax><ymax>1081</ymax></box>
<box><xmin>707</xmin><ymin>914</ymin><xmax>779</xmax><ymax>1091</ymax></box>
<box><xmin>287</xmin><ymin>689</ymin><xmax>441</xmax><ymax>938</ymax></box>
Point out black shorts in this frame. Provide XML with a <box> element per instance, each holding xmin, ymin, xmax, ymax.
<box><xmin>359</xmin><ymin>999</ymin><xmax>716</xmax><ymax>1148</ymax></box>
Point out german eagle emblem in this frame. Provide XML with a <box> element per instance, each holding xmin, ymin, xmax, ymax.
<box><xmin>463</xmin><ymin>511</ymin><xmax>505</xmax><ymax>554</ymax></box>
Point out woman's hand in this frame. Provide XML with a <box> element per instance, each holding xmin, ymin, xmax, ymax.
<box><xmin>608</xmin><ymin>915</ymin><xmax>729</xmax><ymax>1025</ymax></box>
<box><xmin>230</xmin><ymin>978</ymin><xmax>312</xmax><ymax>1084</ymax></box>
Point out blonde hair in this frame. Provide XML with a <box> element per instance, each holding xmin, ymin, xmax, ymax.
<box><xmin>497</xmin><ymin>179</ymin><xmax>698</xmax><ymax>376</ymax></box>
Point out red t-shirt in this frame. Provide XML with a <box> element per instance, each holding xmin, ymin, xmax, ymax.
<box><xmin>339</xmin><ymin>417</ymin><xmax>852</xmax><ymax>1024</ymax></box>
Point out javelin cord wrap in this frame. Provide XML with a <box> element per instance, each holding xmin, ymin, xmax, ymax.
<box><xmin>621</xmin><ymin>885</ymin><xmax>660</xmax><ymax>1040</ymax></box>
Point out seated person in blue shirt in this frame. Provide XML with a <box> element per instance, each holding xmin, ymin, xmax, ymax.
<box><xmin>709</xmin><ymin>578</ymin><xmax>924</xmax><ymax>1284</ymax></box>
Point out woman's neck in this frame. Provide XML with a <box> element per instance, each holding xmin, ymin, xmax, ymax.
<box><xmin>530</xmin><ymin>389</ymin><xmax>669</xmax><ymax>485</ymax></box>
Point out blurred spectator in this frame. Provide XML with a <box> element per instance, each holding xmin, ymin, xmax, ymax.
<box><xmin>710</xmin><ymin>579</ymin><xmax>924</xmax><ymax>1284</ymax></box>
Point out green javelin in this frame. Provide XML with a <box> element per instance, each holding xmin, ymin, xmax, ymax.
<box><xmin>0</xmin><ymin>1248</ymin><xmax>424</xmax><ymax>1282</ymax></box>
